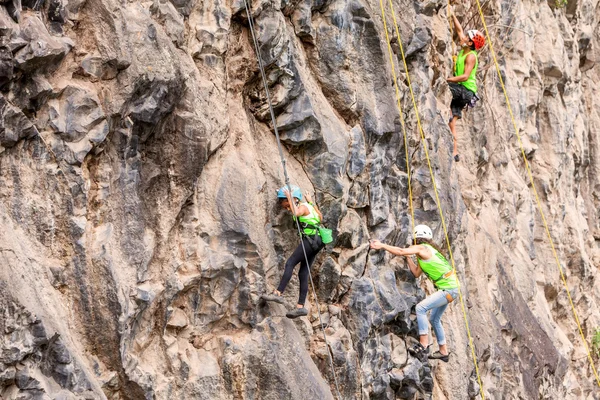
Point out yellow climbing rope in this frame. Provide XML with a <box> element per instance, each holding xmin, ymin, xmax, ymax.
<box><xmin>473</xmin><ymin>0</ymin><xmax>600</xmax><ymax>386</ymax></box>
<box><xmin>242</xmin><ymin>0</ymin><xmax>343</xmax><ymax>396</ymax></box>
<box><xmin>378</xmin><ymin>1</ymin><xmax>486</xmax><ymax>397</ymax></box>
<box><xmin>447</xmin><ymin>0</ymin><xmax>457</xmax><ymax>63</ymax></box>
<box><xmin>377</xmin><ymin>0</ymin><xmax>415</xmax><ymax>236</ymax></box>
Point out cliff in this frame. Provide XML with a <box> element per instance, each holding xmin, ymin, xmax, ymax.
<box><xmin>0</xmin><ymin>0</ymin><xmax>599</xmax><ymax>399</ymax></box>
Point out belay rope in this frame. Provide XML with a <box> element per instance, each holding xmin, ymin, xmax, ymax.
<box><xmin>241</xmin><ymin>1</ymin><xmax>343</xmax><ymax>398</ymax></box>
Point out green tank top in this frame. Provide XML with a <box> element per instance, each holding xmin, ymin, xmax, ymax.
<box><xmin>294</xmin><ymin>203</ymin><xmax>320</xmax><ymax>236</ymax></box>
<box><xmin>455</xmin><ymin>49</ymin><xmax>478</xmax><ymax>94</ymax></box>
<box><xmin>417</xmin><ymin>244</ymin><xmax>458</xmax><ymax>290</ymax></box>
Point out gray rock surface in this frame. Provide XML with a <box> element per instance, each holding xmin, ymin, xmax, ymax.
<box><xmin>0</xmin><ymin>0</ymin><xmax>599</xmax><ymax>399</ymax></box>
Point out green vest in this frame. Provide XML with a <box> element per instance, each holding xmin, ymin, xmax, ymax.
<box><xmin>455</xmin><ymin>49</ymin><xmax>478</xmax><ymax>94</ymax></box>
<box><xmin>294</xmin><ymin>203</ymin><xmax>321</xmax><ymax>236</ymax></box>
<box><xmin>417</xmin><ymin>244</ymin><xmax>458</xmax><ymax>290</ymax></box>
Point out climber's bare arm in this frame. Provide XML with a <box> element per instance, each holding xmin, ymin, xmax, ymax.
<box><xmin>452</xmin><ymin>13</ymin><xmax>468</xmax><ymax>43</ymax></box>
<box><xmin>370</xmin><ymin>241</ymin><xmax>432</xmax><ymax>258</ymax></box>
<box><xmin>447</xmin><ymin>53</ymin><xmax>476</xmax><ymax>82</ymax></box>
<box><xmin>370</xmin><ymin>241</ymin><xmax>429</xmax><ymax>277</ymax></box>
<box><xmin>304</xmin><ymin>192</ymin><xmax>323</xmax><ymax>221</ymax></box>
<box><xmin>405</xmin><ymin>256</ymin><xmax>423</xmax><ymax>278</ymax></box>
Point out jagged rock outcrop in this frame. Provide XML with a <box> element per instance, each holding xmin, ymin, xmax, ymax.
<box><xmin>0</xmin><ymin>0</ymin><xmax>599</xmax><ymax>399</ymax></box>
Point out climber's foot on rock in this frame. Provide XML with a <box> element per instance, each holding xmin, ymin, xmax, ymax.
<box><xmin>286</xmin><ymin>307</ymin><xmax>308</xmax><ymax>319</ymax></box>
<box><xmin>408</xmin><ymin>343</ymin><xmax>428</xmax><ymax>357</ymax></box>
<box><xmin>429</xmin><ymin>351</ymin><xmax>450</xmax><ymax>362</ymax></box>
<box><xmin>261</xmin><ymin>292</ymin><xmax>284</xmax><ymax>304</ymax></box>
<box><xmin>453</xmin><ymin>153</ymin><xmax>460</xmax><ymax>162</ymax></box>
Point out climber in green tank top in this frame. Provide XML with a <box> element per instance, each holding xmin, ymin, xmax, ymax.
<box><xmin>446</xmin><ymin>7</ymin><xmax>485</xmax><ymax>162</ymax></box>
<box><xmin>370</xmin><ymin>225</ymin><xmax>459</xmax><ymax>362</ymax></box>
<box><xmin>261</xmin><ymin>185</ymin><xmax>326</xmax><ymax>319</ymax></box>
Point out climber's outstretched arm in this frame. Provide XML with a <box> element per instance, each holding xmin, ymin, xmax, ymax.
<box><xmin>370</xmin><ymin>241</ymin><xmax>429</xmax><ymax>257</ymax></box>
<box><xmin>370</xmin><ymin>240</ymin><xmax>431</xmax><ymax>278</ymax></box>
<box><xmin>451</xmin><ymin>12</ymin><xmax>468</xmax><ymax>43</ymax></box>
<box><xmin>370</xmin><ymin>240</ymin><xmax>427</xmax><ymax>277</ymax></box>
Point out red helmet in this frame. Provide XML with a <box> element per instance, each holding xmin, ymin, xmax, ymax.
<box><xmin>467</xmin><ymin>30</ymin><xmax>485</xmax><ymax>50</ymax></box>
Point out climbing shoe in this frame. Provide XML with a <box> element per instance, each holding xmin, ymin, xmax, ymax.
<box><xmin>408</xmin><ymin>343</ymin><xmax>428</xmax><ymax>357</ymax></box>
<box><xmin>261</xmin><ymin>293</ymin><xmax>284</xmax><ymax>304</ymax></box>
<box><xmin>429</xmin><ymin>351</ymin><xmax>449</xmax><ymax>362</ymax></box>
<box><xmin>286</xmin><ymin>308</ymin><xmax>308</xmax><ymax>319</ymax></box>
<box><xmin>454</xmin><ymin>154</ymin><xmax>460</xmax><ymax>162</ymax></box>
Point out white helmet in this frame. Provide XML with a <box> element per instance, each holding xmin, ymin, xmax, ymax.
<box><xmin>414</xmin><ymin>225</ymin><xmax>433</xmax><ymax>240</ymax></box>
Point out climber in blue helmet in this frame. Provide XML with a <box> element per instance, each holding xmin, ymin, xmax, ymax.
<box><xmin>262</xmin><ymin>185</ymin><xmax>325</xmax><ymax>319</ymax></box>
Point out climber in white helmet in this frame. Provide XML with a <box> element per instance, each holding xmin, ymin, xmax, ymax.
<box><xmin>447</xmin><ymin>7</ymin><xmax>485</xmax><ymax>162</ymax></box>
<box><xmin>370</xmin><ymin>225</ymin><xmax>459</xmax><ymax>362</ymax></box>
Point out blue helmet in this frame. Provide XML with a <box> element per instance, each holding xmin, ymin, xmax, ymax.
<box><xmin>277</xmin><ymin>185</ymin><xmax>302</xmax><ymax>201</ymax></box>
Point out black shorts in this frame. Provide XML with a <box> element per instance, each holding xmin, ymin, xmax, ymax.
<box><xmin>449</xmin><ymin>83</ymin><xmax>475</xmax><ymax>119</ymax></box>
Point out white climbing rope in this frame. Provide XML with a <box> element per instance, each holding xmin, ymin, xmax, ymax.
<box><xmin>242</xmin><ymin>1</ymin><xmax>343</xmax><ymax>398</ymax></box>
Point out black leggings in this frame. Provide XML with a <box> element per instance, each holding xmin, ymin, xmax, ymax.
<box><xmin>277</xmin><ymin>235</ymin><xmax>323</xmax><ymax>305</ymax></box>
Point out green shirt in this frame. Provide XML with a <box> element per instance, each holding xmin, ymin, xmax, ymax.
<box><xmin>417</xmin><ymin>244</ymin><xmax>459</xmax><ymax>290</ymax></box>
<box><xmin>294</xmin><ymin>202</ymin><xmax>321</xmax><ymax>236</ymax></box>
<box><xmin>455</xmin><ymin>49</ymin><xmax>478</xmax><ymax>94</ymax></box>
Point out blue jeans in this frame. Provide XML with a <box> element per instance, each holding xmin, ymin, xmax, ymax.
<box><xmin>415</xmin><ymin>288</ymin><xmax>459</xmax><ymax>345</ymax></box>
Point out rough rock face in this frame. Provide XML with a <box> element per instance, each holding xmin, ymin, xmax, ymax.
<box><xmin>0</xmin><ymin>0</ymin><xmax>599</xmax><ymax>399</ymax></box>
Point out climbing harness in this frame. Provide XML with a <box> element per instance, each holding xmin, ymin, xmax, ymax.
<box><xmin>418</xmin><ymin>243</ymin><xmax>457</xmax><ymax>289</ymax></box>
<box><xmin>444</xmin><ymin>292</ymin><xmax>455</xmax><ymax>304</ymax></box>
<box><xmin>293</xmin><ymin>202</ymin><xmax>321</xmax><ymax>236</ymax></box>
<box><xmin>242</xmin><ymin>1</ymin><xmax>343</xmax><ymax>398</ymax></box>
<box><xmin>294</xmin><ymin>203</ymin><xmax>334</xmax><ymax>245</ymax></box>
<box><xmin>473</xmin><ymin>0</ymin><xmax>600</xmax><ymax>386</ymax></box>
<box><xmin>467</xmin><ymin>93</ymin><xmax>480</xmax><ymax>109</ymax></box>
<box><xmin>378</xmin><ymin>0</ymin><xmax>486</xmax><ymax>397</ymax></box>
<box><xmin>301</xmin><ymin>222</ymin><xmax>334</xmax><ymax>245</ymax></box>
<box><xmin>277</xmin><ymin>188</ymin><xmax>332</xmax><ymax>241</ymax></box>
<box><xmin>433</xmin><ymin>269</ymin><xmax>455</xmax><ymax>285</ymax></box>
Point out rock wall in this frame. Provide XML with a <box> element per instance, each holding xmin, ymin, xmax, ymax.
<box><xmin>0</xmin><ymin>0</ymin><xmax>599</xmax><ymax>399</ymax></box>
